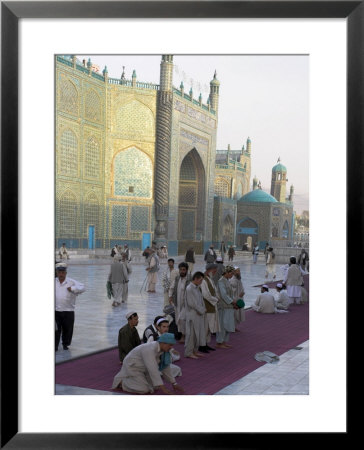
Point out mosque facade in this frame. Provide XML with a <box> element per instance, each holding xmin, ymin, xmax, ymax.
<box><xmin>56</xmin><ymin>54</ymin><xmax>222</xmax><ymax>255</ymax></box>
<box><xmin>55</xmin><ymin>54</ymin><xmax>294</xmax><ymax>255</ymax></box>
<box><xmin>235</xmin><ymin>160</ymin><xmax>295</xmax><ymax>250</ymax></box>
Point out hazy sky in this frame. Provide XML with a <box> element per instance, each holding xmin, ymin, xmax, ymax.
<box><xmin>78</xmin><ymin>54</ymin><xmax>309</xmax><ymax>214</ymax></box>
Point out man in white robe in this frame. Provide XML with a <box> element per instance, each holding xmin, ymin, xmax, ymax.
<box><xmin>58</xmin><ymin>243</ymin><xmax>69</xmax><ymax>260</ymax></box>
<box><xmin>112</xmin><ymin>333</ymin><xmax>184</xmax><ymax>394</ymax></box>
<box><xmin>230</xmin><ymin>267</ymin><xmax>246</xmax><ymax>330</ymax></box>
<box><xmin>161</xmin><ymin>258</ymin><xmax>178</xmax><ymax>306</ymax></box>
<box><xmin>184</xmin><ymin>272</ymin><xmax>207</xmax><ymax>359</ymax></box>
<box><xmin>283</xmin><ymin>256</ymin><xmax>305</xmax><ymax>304</ymax></box>
<box><xmin>168</xmin><ymin>262</ymin><xmax>191</xmax><ymax>342</ymax></box>
<box><xmin>108</xmin><ymin>253</ymin><xmax>132</xmax><ymax>306</ymax></box>
<box><xmin>200</xmin><ymin>263</ymin><xmax>220</xmax><ymax>350</ymax></box>
<box><xmin>274</xmin><ymin>283</ymin><xmax>290</xmax><ymax>310</ymax></box>
<box><xmin>252</xmin><ymin>285</ymin><xmax>276</xmax><ymax>313</ymax></box>
<box><xmin>146</xmin><ymin>249</ymin><xmax>159</xmax><ymax>293</ymax></box>
<box><xmin>216</xmin><ymin>265</ymin><xmax>237</xmax><ymax>348</ymax></box>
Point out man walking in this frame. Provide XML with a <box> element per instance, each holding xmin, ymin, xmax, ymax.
<box><xmin>184</xmin><ymin>247</ymin><xmax>196</xmax><ymax>274</ymax></box>
<box><xmin>55</xmin><ymin>263</ymin><xmax>85</xmax><ymax>351</ymax></box>
<box><xmin>146</xmin><ymin>249</ymin><xmax>160</xmax><ymax>293</ymax></box>
<box><xmin>108</xmin><ymin>253</ymin><xmax>132</xmax><ymax>306</ymax></box>
<box><xmin>204</xmin><ymin>245</ymin><xmax>217</xmax><ymax>264</ymax></box>
<box><xmin>228</xmin><ymin>245</ymin><xmax>235</xmax><ymax>262</ymax></box>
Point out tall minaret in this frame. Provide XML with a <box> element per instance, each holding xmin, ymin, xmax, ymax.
<box><xmin>289</xmin><ymin>184</ymin><xmax>294</xmax><ymax>202</ymax></box>
<box><xmin>246</xmin><ymin>137</ymin><xmax>251</xmax><ymax>153</ymax></box>
<box><xmin>209</xmin><ymin>70</ymin><xmax>220</xmax><ymax>115</ymax></box>
<box><xmin>154</xmin><ymin>55</ymin><xmax>174</xmax><ymax>244</ymax></box>
<box><xmin>270</xmin><ymin>157</ymin><xmax>288</xmax><ymax>202</ymax></box>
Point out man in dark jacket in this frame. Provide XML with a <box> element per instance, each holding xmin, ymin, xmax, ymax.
<box><xmin>118</xmin><ymin>311</ymin><xmax>141</xmax><ymax>363</ymax></box>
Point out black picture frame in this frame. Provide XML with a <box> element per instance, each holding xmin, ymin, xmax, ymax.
<box><xmin>1</xmin><ymin>1</ymin><xmax>356</xmax><ymax>448</ymax></box>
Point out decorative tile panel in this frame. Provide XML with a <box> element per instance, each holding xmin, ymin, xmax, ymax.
<box><xmin>59</xmin><ymin>78</ymin><xmax>79</xmax><ymax>116</ymax></box>
<box><xmin>115</xmin><ymin>100</ymin><xmax>155</xmax><ymax>138</ymax></box>
<box><xmin>59</xmin><ymin>190</ymin><xmax>78</xmax><ymax>236</ymax></box>
<box><xmin>111</xmin><ymin>205</ymin><xmax>128</xmax><ymax>237</ymax></box>
<box><xmin>113</xmin><ymin>147</ymin><xmax>152</xmax><ymax>198</ymax></box>
<box><xmin>59</xmin><ymin>129</ymin><xmax>78</xmax><ymax>176</ymax></box>
<box><xmin>85</xmin><ymin>88</ymin><xmax>102</xmax><ymax>123</ymax></box>
<box><xmin>84</xmin><ymin>136</ymin><xmax>100</xmax><ymax>179</ymax></box>
<box><xmin>130</xmin><ymin>206</ymin><xmax>149</xmax><ymax>231</ymax></box>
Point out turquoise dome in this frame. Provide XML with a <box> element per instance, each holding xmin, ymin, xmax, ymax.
<box><xmin>239</xmin><ymin>190</ymin><xmax>278</xmax><ymax>203</ymax></box>
<box><xmin>272</xmin><ymin>163</ymin><xmax>287</xmax><ymax>173</ymax></box>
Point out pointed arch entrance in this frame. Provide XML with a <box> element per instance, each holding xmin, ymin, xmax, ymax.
<box><xmin>223</xmin><ymin>214</ymin><xmax>234</xmax><ymax>245</ymax></box>
<box><xmin>178</xmin><ymin>149</ymin><xmax>205</xmax><ymax>254</ymax></box>
<box><xmin>237</xmin><ymin>217</ymin><xmax>258</xmax><ymax>250</ymax></box>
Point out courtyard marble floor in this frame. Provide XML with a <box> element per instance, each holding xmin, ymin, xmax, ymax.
<box><xmin>55</xmin><ymin>255</ymin><xmax>309</xmax><ymax>395</ymax></box>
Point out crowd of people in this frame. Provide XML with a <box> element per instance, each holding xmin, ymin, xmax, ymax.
<box><xmin>55</xmin><ymin>242</ymin><xmax>309</xmax><ymax>394</ymax></box>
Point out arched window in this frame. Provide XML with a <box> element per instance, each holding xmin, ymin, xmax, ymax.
<box><xmin>59</xmin><ymin>191</ymin><xmax>78</xmax><ymax>237</ymax></box>
<box><xmin>113</xmin><ymin>147</ymin><xmax>152</xmax><ymax>198</ymax></box>
<box><xmin>85</xmin><ymin>89</ymin><xmax>101</xmax><ymax>122</ymax></box>
<box><xmin>282</xmin><ymin>220</ymin><xmax>289</xmax><ymax>238</ymax></box>
<box><xmin>59</xmin><ymin>78</ymin><xmax>78</xmax><ymax>116</ymax></box>
<box><xmin>115</xmin><ymin>100</ymin><xmax>154</xmax><ymax>137</ymax></box>
<box><xmin>84</xmin><ymin>136</ymin><xmax>100</xmax><ymax>179</ymax></box>
<box><xmin>214</xmin><ymin>177</ymin><xmax>230</xmax><ymax>198</ymax></box>
<box><xmin>59</xmin><ymin>129</ymin><xmax>78</xmax><ymax>176</ymax></box>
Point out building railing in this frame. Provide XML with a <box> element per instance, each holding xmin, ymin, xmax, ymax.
<box><xmin>57</xmin><ymin>56</ymin><xmax>160</xmax><ymax>90</ymax></box>
<box><xmin>173</xmin><ymin>87</ymin><xmax>216</xmax><ymax>115</ymax></box>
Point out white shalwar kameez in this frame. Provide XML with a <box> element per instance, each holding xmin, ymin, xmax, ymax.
<box><xmin>184</xmin><ymin>283</ymin><xmax>206</xmax><ymax>357</ymax></box>
<box><xmin>216</xmin><ymin>277</ymin><xmax>235</xmax><ymax>343</ymax></box>
<box><xmin>229</xmin><ymin>275</ymin><xmax>246</xmax><ymax>325</ymax></box>
<box><xmin>169</xmin><ymin>277</ymin><xmax>188</xmax><ymax>335</ymax></box>
<box><xmin>111</xmin><ymin>341</ymin><xmax>176</xmax><ymax>393</ymax></box>
<box><xmin>146</xmin><ymin>334</ymin><xmax>182</xmax><ymax>377</ymax></box>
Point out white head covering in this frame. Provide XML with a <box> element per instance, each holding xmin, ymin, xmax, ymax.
<box><xmin>262</xmin><ymin>284</ymin><xmax>269</xmax><ymax>289</ymax></box>
<box><xmin>276</xmin><ymin>283</ymin><xmax>283</xmax><ymax>288</ymax></box>
<box><xmin>125</xmin><ymin>311</ymin><xmax>137</xmax><ymax>320</ymax></box>
<box><xmin>55</xmin><ymin>262</ymin><xmax>67</xmax><ymax>270</ymax></box>
<box><xmin>156</xmin><ymin>317</ymin><xmax>168</xmax><ymax>326</ymax></box>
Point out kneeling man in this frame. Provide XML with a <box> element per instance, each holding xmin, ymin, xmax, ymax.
<box><xmin>112</xmin><ymin>333</ymin><xmax>184</xmax><ymax>395</ymax></box>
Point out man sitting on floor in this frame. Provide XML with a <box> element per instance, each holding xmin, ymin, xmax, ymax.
<box><xmin>118</xmin><ymin>311</ymin><xmax>141</xmax><ymax>363</ymax></box>
<box><xmin>252</xmin><ymin>285</ymin><xmax>276</xmax><ymax>314</ymax></box>
<box><xmin>275</xmin><ymin>283</ymin><xmax>290</xmax><ymax>310</ymax></box>
<box><xmin>111</xmin><ymin>333</ymin><xmax>184</xmax><ymax>394</ymax></box>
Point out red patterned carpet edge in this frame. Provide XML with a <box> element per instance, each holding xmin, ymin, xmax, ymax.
<box><xmin>56</xmin><ymin>286</ymin><xmax>309</xmax><ymax>395</ymax></box>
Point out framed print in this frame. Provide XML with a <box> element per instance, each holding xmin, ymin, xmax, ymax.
<box><xmin>1</xmin><ymin>0</ymin><xmax>357</xmax><ymax>447</ymax></box>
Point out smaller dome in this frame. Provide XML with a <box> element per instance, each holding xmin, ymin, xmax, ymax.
<box><xmin>239</xmin><ymin>190</ymin><xmax>278</xmax><ymax>203</ymax></box>
<box><xmin>272</xmin><ymin>162</ymin><xmax>287</xmax><ymax>173</ymax></box>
